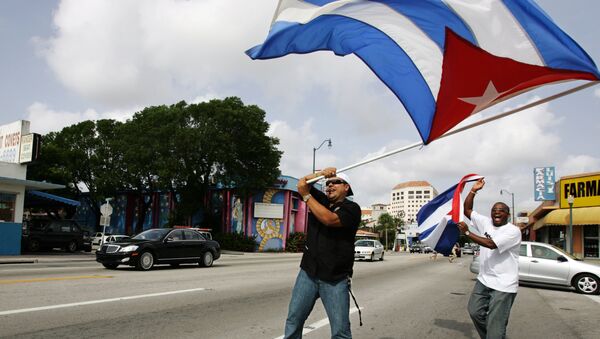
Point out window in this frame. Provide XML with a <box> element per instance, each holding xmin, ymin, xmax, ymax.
<box><xmin>184</xmin><ymin>230</ymin><xmax>201</xmax><ymax>240</ymax></box>
<box><xmin>519</xmin><ymin>244</ymin><xmax>528</xmax><ymax>256</ymax></box>
<box><xmin>169</xmin><ymin>230</ymin><xmax>185</xmax><ymax>241</ymax></box>
<box><xmin>0</xmin><ymin>193</ymin><xmax>16</xmax><ymax>222</ymax></box>
<box><xmin>531</xmin><ymin>245</ymin><xmax>560</xmax><ymax>260</ymax></box>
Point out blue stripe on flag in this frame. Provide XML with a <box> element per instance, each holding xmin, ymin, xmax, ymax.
<box><xmin>503</xmin><ymin>0</ymin><xmax>600</xmax><ymax>77</ymax></box>
<box><xmin>247</xmin><ymin>15</ymin><xmax>436</xmax><ymax>141</ymax></box>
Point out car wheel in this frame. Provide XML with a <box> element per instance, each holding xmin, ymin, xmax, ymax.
<box><xmin>102</xmin><ymin>263</ymin><xmax>118</xmax><ymax>269</ymax></box>
<box><xmin>573</xmin><ymin>273</ymin><xmax>599</xmax><ymax>295</ymax></box>
<box><xmin>199</xmin><ymin>251</ymin><xmax>214</xmax><ymax>267</ymax></box>
<box><xmin>65</xmin><ymin>241</ymin><xmax>78</xmax><ymax>253</ymax></box>
<box><xmin>28</xmin><ymin>239</ymin><xmax>41</xmax><ymax>252</ymax></box>
<box><xmin>379</xmin><ymin>252</ymin><xmax>384</xmax><ymax>261</ymax></box>
<box><xmin>136</xmin><ymin>251</ymin><xmax>155</xmax><ymax>271</ymax></box>
<box><xmin>369</xmin><ymin>253</ymin><xmax>374</xmax><ymax>262</ymax></box>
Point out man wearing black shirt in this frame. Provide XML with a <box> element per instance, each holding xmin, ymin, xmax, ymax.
<box><xmin>284</xmin><ymin>167</ymin><xmax>361</xmax><ymax>339</ymax></box>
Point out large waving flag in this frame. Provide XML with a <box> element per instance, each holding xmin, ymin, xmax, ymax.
<box><xmin>247</xmin><ymin>0</ymin><xmax>599</xmax><ymax>144</ymax></box>
<box><xmin>416</xmin><ymin>174</ymin><xmax>483</xmax><ymax>255</ymax></box>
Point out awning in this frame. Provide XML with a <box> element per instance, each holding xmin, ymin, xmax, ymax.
<box><xmin>26</xmin><ymin>190</ymin><xmax>80</xmax><ymax>206</ymax></box>
<box><xmin>0</xmin><ymin>176</ymin><xmax>64</xmax><ymax>190</ymax></box>
<box><xmin>533</xmin><ymin>206</ymin><xmax>600</xmax><ymax>230</ymax></box>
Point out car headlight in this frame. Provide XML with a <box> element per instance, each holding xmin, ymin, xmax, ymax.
<box><xmin>118</xmin><ymin>245</ymin><xmax>139</xmax><ymax>253</ymax></box>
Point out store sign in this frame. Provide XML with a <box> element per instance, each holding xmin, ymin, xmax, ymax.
<box><xmin>560</xmin><ymin>173</ymin><xmax>600</xmax><ymax>208</ymax></box>
<box><xmin>254</xmin><ymin>202</ymin><xmax>284</xmax><ymax>219</ymax></box>
<box><xmin>0</xmin><ymin>120</ymin><xmax>30</xmax><ymax>164</ymax></box>
<box><xmin>533</xmin><ymin>167</ymin><xmax>556</xmax><ymax>201</ymax></box>
<box><xmin>19</xmin><ymin>133</ymin><xmax>41</xmax><ymax>163</ymax></box>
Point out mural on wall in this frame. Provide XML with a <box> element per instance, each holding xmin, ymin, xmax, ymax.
<box><xmin>231</xmin><ymin>195</ymin><xmax>244</xmax><ymax>233</ymax></box>
<box><xmin>158</xmin><ymin>193</ymin><xmax>170</xmax><ymax>227</ymax></box>
<box><xmin>254</xmin><ymin>188</ymin><xmax>284</xmax><ymax>251</ymax></box>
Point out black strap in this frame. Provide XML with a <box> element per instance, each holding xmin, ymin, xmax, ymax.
<box><xmin>347</xmin><ymin>277</ymin><xmax>363</xmax><ymax>326</ymax></box>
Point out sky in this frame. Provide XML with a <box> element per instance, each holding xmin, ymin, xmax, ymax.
<box><xmin>1</xmin><ymin>0</ymin><xmax>599</xmax><ymax>215</ymax></box>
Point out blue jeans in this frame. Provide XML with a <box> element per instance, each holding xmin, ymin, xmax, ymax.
<box><xmin>284</xmin><ymin>269</ymin><xmax>351</xmax><ymax>339</ymax></box>
<box><xmin>468</xmin><ymin>280</ymin><xmax>517</xmax><ymax>339</ymax></box>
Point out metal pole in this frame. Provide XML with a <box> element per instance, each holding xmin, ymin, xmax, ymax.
<box><xmin>568</xmin><ymin>195</ymin><xmax>574</xmax><ymax>255</ymax></box>
<box><xmin>312</xmin><ymin>138</ymin><xmax>332</xmax><ymax>175</ymax></box>
<box><xmin>568</xmin><ymin>195</ymin><xmax>575</xmax><ymax>255</ymax></box>
<box><xmin>312</xmin><ymin>147</ymin><xmax>316</xmax><ymax>173</ymax></box>
<box><xmin>511</xmin><ymin>193</ymin><xmax>515</xmax><ymax>225</ymax></box>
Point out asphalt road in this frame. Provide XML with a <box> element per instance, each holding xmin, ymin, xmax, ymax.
<box><xmin>1</xmin><ymin>252</ymin><xmax>599</xmax><ymax>339</ymax></box>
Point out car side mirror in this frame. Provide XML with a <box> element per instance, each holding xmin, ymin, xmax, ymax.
<box><xmin>165</xmin><ymin>237</ymin><xmax>174</xmax><ymax>242</ymax></box>
<box><xmin>557</xmin><ymin>255</ymin><xmax>568</xmax><ymax>262</ymax></box>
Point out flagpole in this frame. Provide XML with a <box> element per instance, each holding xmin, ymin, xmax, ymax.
<box><xmin>307</xmin><ymin>81</ymin><xmax>599</xmax><ymax>184</ymax></box>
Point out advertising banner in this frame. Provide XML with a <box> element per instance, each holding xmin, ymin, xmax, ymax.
<box><xmin>534</xmin><ymin>167</ymin><xmax>556</xmax><ymax>201</ymax></box>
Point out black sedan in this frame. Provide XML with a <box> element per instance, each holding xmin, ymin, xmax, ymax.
<box><xmin>96</xmin><ymin>228</ymin><xmax>220</xmax><ymax>270</ymax></box>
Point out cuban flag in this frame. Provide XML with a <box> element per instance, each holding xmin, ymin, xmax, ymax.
<box><xmin>416</xmin><ymin>174</ymin><xmax>483</xmax><ymax>255</ymax></box>
<box><xmin>247</xmin><ymin>0</ymin><xmax>600</xmax><ymax>144</ymax></box>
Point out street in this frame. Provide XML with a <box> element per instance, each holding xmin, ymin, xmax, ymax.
<box><xmin>1</xmin><ymin>252</ymin><xmax>599</xmax><ymax>339</ymax></box>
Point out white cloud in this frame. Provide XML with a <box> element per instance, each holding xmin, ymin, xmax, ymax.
<box><xmin>25</xmin><ymin>102</ymin><xmax>137</xmax><ymax>134</ymax></box>
<box><xmin>36</xmin><ymin>0</ymin><xmax>279</xmax><ymax>108</ymax></box>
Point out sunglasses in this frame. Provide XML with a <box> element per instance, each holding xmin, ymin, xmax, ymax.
<box><xmin>325</xmin><ymin>179</ymin><xmax>347</xmax><ymax>186</ymax></box>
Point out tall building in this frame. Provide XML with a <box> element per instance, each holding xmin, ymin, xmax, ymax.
<box><xmin>388</xmin><ymin>181</ymin><xmax>438</xmax><ymax>223</ymax></box>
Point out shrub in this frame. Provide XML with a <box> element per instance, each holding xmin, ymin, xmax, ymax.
<box><xmin>213</xmin><ymin>232</ymin><xmax>258</xmax><ymax>252</ymax></box>
<box><xmin>285</xmin><ymin>232</ymin><xmax>306</xmax><ymax>253</ymax></box>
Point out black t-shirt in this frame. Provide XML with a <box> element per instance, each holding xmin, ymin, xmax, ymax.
<box><xmin>300</xmin><ymin>186</ymin><xmax>361</xmax><ymax>282</ymax></box>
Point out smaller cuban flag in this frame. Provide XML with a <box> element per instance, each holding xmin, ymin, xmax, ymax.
<box><xmin>417</xmin><ymin>174</ymin><xmax>483</xmax><ymax>255</ymax></box>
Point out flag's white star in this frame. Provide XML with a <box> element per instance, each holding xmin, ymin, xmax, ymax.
<box><xmin>459</xmin><ymin>81</ymin><xmax>506</xmax><ymax>114</ymax></box>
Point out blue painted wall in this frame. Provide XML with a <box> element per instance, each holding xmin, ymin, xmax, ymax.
<box><xmin>0</xmin><ymin>222</ymin><xmax>22</xmax><ymax>255</ymax></box>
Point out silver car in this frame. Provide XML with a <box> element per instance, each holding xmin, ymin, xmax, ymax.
<box><xmin>470</xmin><ymin>241</ymin><xmax>600</xmax><ymax>295</ymax></box>
<box><xmin>354</xmin><ymin>239</ymin><xmax>385</xmax><ymax>261</ymax></box>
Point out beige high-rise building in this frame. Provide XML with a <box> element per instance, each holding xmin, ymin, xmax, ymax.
<box><xmin>388</xmin><ymin>181</ymin><xmax>438</xmax><ymax>223</ymax></box>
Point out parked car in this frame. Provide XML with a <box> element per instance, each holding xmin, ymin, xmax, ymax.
<box><xmin>105</xmin><ymin>235</ymin><xmax>130</xmax><ymax>243</ymax></box>
<box><xmin>95</xmin><ymin>228</ymin><xmax>221</xmax><ymax>270</ymax></box>
<box><xmin>470</xmin><ymin>241</ymin><xmax>600</xmax><ymax>295</ymax></box>
<box><xmin>354</xmin><ymin>239</ymin><xmax>384</xmax><ymax>261</ymax></box>
<box><xmin>21</xmin><ymin>218</ymin><xmax>92</xmax><ymax>252</ymax></box>
<box><xmin>462</xmin><ymin>243</ymin><xmax>475</xmax><ymax>255</ymax></box>
<box><xmin>91</xmin><ymin>232</ymin><xmax>111</xmax><ymax>248</ymax></box>
<box><xmin>410</xmin><ymin>243</ymin><xmax>424</xmax><ymax>253</ymax></box>
<box><xmin>422</xmin><ymin>245</ymin><xmax>433</xmax><ymax>254</ymax></box>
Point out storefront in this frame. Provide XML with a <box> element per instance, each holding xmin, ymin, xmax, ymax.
<box><xmin>528</xmin><ymin>172</ymin><xmax>600</xmax><ymax>258</ymax></box>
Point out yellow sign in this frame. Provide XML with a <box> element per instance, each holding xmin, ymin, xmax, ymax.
<box><xmin>560</xmin><ymin>173</ymin><xmax>600</xmax><ymax>208</ymax></box>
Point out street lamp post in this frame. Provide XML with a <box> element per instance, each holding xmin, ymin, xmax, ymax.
<box><xmin>500</xmin><ymin>189</ymin><xmax>515</xmax><ymax>224</ymax></box>
<box><xmin>312</xmin><ymin>138</ymin><xmax>332</xmax><ymax>173</ymax></box>
<box><xmin>568</xmin><ymin>194</ymin><xmax>574</xmax><ymax>255</ymax></box>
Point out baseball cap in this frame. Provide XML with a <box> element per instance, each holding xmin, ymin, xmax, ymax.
<box><xmin>335</xmin><ymin>172</ymin><xmax>354</xmax><ymax>196</ymax></box>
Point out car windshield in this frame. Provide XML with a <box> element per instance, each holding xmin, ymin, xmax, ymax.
<box><xmin>355</xmin><ymin>240</ymin><xmax>373</xmax><ymax>247</ymax></box>
<box><xmin>132</xmin><ymin>229</ymin><xmax>170</xmax><ymax>240</ymax></box>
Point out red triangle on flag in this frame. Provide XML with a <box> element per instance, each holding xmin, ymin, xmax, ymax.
<box><xmin>427</xmin><ymin>29</ymin><xmax>597</xmax><ymax>144</ymax></box>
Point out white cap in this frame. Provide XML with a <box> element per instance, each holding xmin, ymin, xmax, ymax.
<box><xmin>335</xmin><ymin>173</ymin><xmax>354</xmax><ymax>196</ymax></box>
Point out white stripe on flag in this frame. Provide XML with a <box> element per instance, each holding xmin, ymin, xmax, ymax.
<box><xmin>444</xmin><ymin>0</ymin><xmax>544</xmax><ymax>66</ymax></box>
<box><xmin>275</xmin><ymin>0</ymin><xmax>443</xmax><ymax>99</ymax></box>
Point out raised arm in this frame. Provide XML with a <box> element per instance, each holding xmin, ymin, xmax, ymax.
<box><xmin>297</xmin><ymin>167</ymin><xmax>343</xmax><ymax>227</ymax></box>
<box><xmin>464</xmin><ymin>178</ymin><xmax>485</xmax><ymax>219</ymax></box>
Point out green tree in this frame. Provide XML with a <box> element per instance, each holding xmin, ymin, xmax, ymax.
<box><xmin>27</xmin><ymin>119</ymin><xmax>124</xmax><ymax>224</ymax></box>
<box><xmin>376</xmin><ymin>213</ymin><xmax>403</xmax><ymax>250</ymax></box>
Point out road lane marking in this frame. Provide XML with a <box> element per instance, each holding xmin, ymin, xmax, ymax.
<box><xmin>273</xmin><ymin>307</ymin><xmax>362</xmax><ymax>339</ymax></box>
<box><xmin>0</xmin><ymin>275</ymin><xmax>113</xmax><ymax>284</ymax></box>
<box><xmin>0</xmin><ymin>287</ymin><xmax>207</xmax><ymax>316</ymax></box>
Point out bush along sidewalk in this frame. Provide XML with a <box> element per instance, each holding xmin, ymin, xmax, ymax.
<box><xmin>285</xmin><ymin>232</ymin><xmax>306</xmax><ymax>253</ymax></box>
<box><xmin>213</xmin><ymin>233</ymin><xmax>257</xmax><ymax>252</ymax></box>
